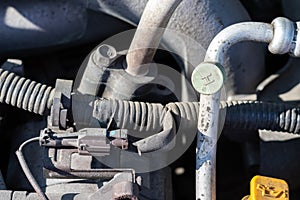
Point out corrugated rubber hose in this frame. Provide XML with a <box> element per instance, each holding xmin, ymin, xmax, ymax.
<box><xmin>0</xmin><ymin>69</ymin><xmax>54</xmax><ymax>115</ymax></box>
<box><xmin>93</xmin><ymin>98</ymin><xmax>300</xmax><ymax>153</ymax></box>
<box><xmin>0</xmin><ymin>69</ymin><xmax>299</xmax><ymax>151</ymax></box>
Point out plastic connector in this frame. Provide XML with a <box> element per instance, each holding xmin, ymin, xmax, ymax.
<box><xmin>243</xmin><ymin>175</ymin><xmax>289</xmax><ymax>200</ymax></box>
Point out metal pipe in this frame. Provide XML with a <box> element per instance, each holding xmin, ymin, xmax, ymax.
<box><xmin>194</xmin><ymin>17</ymin><xmax>300</xmax><ymax>199</ymax></box>
<box><xmin>195</xmin><ymin>93</ymin><xmax>220</xmax><ymax>200</ymax></box>
<box><xmin>194</xmin><ymin>22</ymin><xmax>274</xmax><ymax>200</ymax></box>
<box><xmin>204</xmin><ymin>22</ymin><xmax>273</xmax><ymax>63</ymax></box>
<box><xmin>125</xmin><ymin>0</ymin><xmax>182</xmax><ymax>76</ymax></box>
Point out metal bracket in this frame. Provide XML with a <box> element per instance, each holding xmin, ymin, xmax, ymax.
<box><xmin>48</xmin><ymin>79</ymin><xmax>73</xmax><ymax>130</ymax></box>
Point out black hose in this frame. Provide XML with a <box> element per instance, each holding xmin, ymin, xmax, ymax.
<box><xmin>93</xmin><ymin>99</ymin><xmax>300</xmax><ymax>152</ymax></box>
<box><xmin>0</xmin><ymin>69</ymin><xmax>54</xmax><ymax>115</ymax></box>
<box><xmin>221</xmin><ymin>101</ymin><xmax>300</xmax><ymax>133</ymax></box>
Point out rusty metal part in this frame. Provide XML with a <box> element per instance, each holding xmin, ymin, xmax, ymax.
<box><xmin>126</xmin><ymin>0</ymin><xmax>182</xmax><ymax>76</ymax></box>
<box><xmin>112</xmin><ymin>181</ymin><xmax>138</xmax><ymax>200</ymax></box>
<box><xmin>88</xmin><ymin>172</ymin><xmax>138</xmax><ymax>200</ymax></box>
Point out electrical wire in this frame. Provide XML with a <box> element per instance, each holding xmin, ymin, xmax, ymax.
<box><xmin>15</xmin><ymin>137</ymin><xmax>48</xmax><ymax>200</ymax></box>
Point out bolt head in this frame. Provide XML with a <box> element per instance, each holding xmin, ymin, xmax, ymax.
<box><xmin>98</xmin><ymin>44</ymin><xmax>117</xmax><ymax>59</ymax></box>
<box><xmin>191</xmin><ymin>62</ymin><xmax>225</xmax><ymax>94</ymax></box>
<box><xmin>93</xmin><ymin>44</ymin><xmax>117</xmax><ymax>66</ymax></box>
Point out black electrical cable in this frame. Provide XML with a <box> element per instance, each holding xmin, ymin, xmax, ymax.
<box><xmin>15</xmin><ymin>137</ymin><xmax>48</xmax><ymax>200</ymax></box>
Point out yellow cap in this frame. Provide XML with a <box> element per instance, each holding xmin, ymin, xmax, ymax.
<box><xmin>245</xmin><ymin>175</ymin><xmax>289</xmax><ymax>200</ymax></box>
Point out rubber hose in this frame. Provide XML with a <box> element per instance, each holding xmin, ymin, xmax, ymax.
<box><xmin>0</xmin><ymin>69</ymin><xmax>54</xmax><ymax>115</ymax></box>
<box><xmin>221</xmin><ymin>101</ymin><xmax>300</xmax><ymax>133</ymax></box>
<box><xmin>94</xmin><ymin>98</ymin><xmax>166</xmax><ymax>135</ymax></box>
<box><xmin>94</xmin><ymin>99</ymin><xmax>300</xmax><ymax>136</ymax></box>
<box><xmin>94</xmin><ymin>98</ymin><xmax>197</xmax><ymax>153</ymax></box>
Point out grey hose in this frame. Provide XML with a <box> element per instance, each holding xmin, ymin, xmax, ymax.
<box><xmin>93</xmin><ymin>99</ymin><xmax>300</xmax><ymax>153</ymax></box>
<box><xmin>0</xmin><ymin>69</ymin><xmax>54</xmax><ymax>115</ymax></box>
<box><xmin>126</xmin><ymin>0</ymin><xmax>182</xmax><ymax>76</ymax></box>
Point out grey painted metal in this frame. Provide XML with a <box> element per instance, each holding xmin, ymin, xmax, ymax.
<box><xmin>126</xmin><ymin>0</ymin><xmax>182</xmax><ymax>76</ymax></box>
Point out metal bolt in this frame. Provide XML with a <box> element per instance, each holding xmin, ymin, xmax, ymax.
<box><xmin>93</xmin><ymin>44</ymin><xmax>117</xmax><ymax>66</ymax></box>
<box><xmin>191</xmin><ymin>62</ymin><xmax>225</xmax><ymax>94</ymax></box>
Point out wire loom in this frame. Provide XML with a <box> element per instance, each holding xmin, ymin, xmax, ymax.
<box><xmin>94</xmin><ymin>98</ymin><xmax>300</xmax><ymax>153</ymax></box>
<box><xmin>0</xmin><ymin>69</ymin><xmax>54</xmax><ymax>115</ymax></box>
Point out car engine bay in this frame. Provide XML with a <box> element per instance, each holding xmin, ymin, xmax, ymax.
<box><xmin>0</xmin><ymin>0</ymin><xmax>299</xmax><ymax>199</ymax></box>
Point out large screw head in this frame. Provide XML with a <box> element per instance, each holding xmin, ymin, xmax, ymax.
<box><xmin>191</xmin><ymin>62</ymin><xmax>225</xmax><ymax>94</ymax></box>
